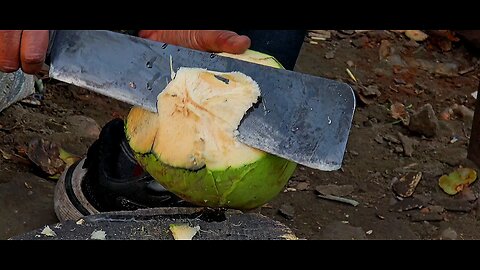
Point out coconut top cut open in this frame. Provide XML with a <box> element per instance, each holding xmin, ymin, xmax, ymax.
<box><xmin>127</xmin><ymin>51</ymin><xmax>283</xmax><ymax>171</ymax></box>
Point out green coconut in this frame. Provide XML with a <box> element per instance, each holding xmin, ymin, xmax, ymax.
<box><xmin>125</xmin><ymin>50</ymin><xmax>297</xmax><ymax>210</ymax></box>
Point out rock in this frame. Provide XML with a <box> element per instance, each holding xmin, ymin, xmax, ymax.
<box><xmin>458</xmin><ymin>186</ymin><xmax>477</xmax><ymax>202</ymax></box>
<box><xmin>352</xmin><ymin>36</ymin><xmax>369</xmax><ymax>48</ymax></box>
<box><xmin>386</xmin><ymin>54</ymin><xmax>408</xmax><ymax>67</ymax></box>
<box><xmin>321</xmin><ymin>221</ymin><xmax>367</xmax><ymax>240</ymax></box>
<box><xmin>389</xmin><ymin>197</ymin><xmax>424</xmax><ymax>212</ymax></box>
<box><xmin>65</xmin><ymin>115</ymin><xmax>101</xmax><ymax>140</ymax></box>
<box><xmin>278</xmin><ymin>204</ymin><xmax>295</xmax><ymax>220</ymax></box>
<box><xmin>410</xmin><ymin>212</ymin><xmax>443</xmax><ymax>222</ymax></box>
<box><xmin>440</xmin><ymin>227</ymin><xmax>458</xmax><ymax>240</ymax></box>
<box><xmin>451</xmin><ymin>104</ymin><xmax>474</xmax><ymax>123</ymax></box>
<box><xmin>374</xmin><ymin>135</ymin><xmax>384</xmax><ymax>144</ymax></box>
<box><xmin>349</xmin><ymin>150</ymin><xmax>359</xmax><ymax>156</ymax></box>
<box><xmin>346</xmin><ymin>60</ymin><xmax>354</xmax><ymax>67</ymax></box>
<box><xmin>367</xmin><ymin>30</ymin><xmax>393</xmax><ymax>41</ymax></box>
<box><xmin>428</xmin><ymin>205</ymin><xmax>445</xmax><ymax>213</ymax></box>
<box><xmin>374</xmin><ymin>67</ymin><xmax>391</xmax><ymax>77</ymax></box>
<box><xmin>325</xmin><ymin>51</ymin><xmax>335</xmax><ymax>59</ymax></box>
<box><xmin>295</xmin><ymin>182</ymin><xmax>310</xmax><ymax>191</ymax></box>
<box><xmin>361</xmin><ymin>85</ymin><xmax>381</xmax><ymax>97</ymax></box>
<box><xmin>436</xmin><ymin>198</ymin><xmax>473</xmax><ymax>213</ymax></box>
<box><xmin>383</xmin><ymin>134</ymin><xmax>401</xmax><ymax>144</ymax></box>
<box><xmin>45</xmin><ymin>120</ymin><xmax>66</xmax><ymax>133</ymax></box>
<box><xmin>436</xmin><ymin>147</ymin><xmax>467</xmax><ymax>167</ymax></box>
<box><xmin>379</xmin><ymin>40</ymin><xmax>392</xmax><ymax>60</ymax></box>
<box><xmin>408</xmin><ymin>103</ymin><xmax>439</xmax><ymax>137</ymax></box>
<box><xmin>394</xmin><ymin>78</ymin><xmax>407</xmax><ymax>85</ymax></box>
<box><xmin>315</xmin><ymin>184</ymin><xmax>354</xmax><ymax>197</ymax></box>
<box><xmin>398</xmin><ymin>132</ymin><xmax>414</xmax><ymax>157</ymax></box>
<box><xmin>434</xmin><ymin>63</ymin><xmax>459</xmax><ymax>77</ymax></box>
<box><xmin>339</xmin><ymin>30</ymin><xmax>355</xmax><ymax>35</ymax></box>
<box><xmin>394</xmin><ymin>146</ymin><xmax>404</xmax><ymax>153</ymax></box>
<box><xmin>405</xmin><ymin>39</ymin><xmax>420</xmax><ymax>48</ymax></box>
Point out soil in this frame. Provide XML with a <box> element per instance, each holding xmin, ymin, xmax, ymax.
<box><xmin>1</xmin><ymin>30</ymin><xmax>480</xmax><ymax>240</ymax></box>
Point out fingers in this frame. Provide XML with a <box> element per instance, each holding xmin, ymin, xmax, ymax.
<box><xmin>191</xmin><ymin>30</ymin><xmax>251</xmax><ymax>54</ymax></box>
<box><xmin>20</xmin><ymin>30</ymin><xmax>49</xmax><ymax>74</ymax></box>
<box><xmin>0</xmin><ymin>30</ymin><xmax>22</xmax><ymax>73</ymax></box>
<box><xmin>139</xmin><ymin>30</ymin><xmax>251</xmax><ymax>54</ymax></box>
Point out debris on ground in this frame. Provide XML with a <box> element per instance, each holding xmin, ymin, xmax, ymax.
<box><xmin>390</xmin><ymin>197</ymin><xmax>424</xmax><ymax>212</ymax></box>
<box><xmin>307</xmin><ymin>30</ymin><xmax>331</xmax><ymax>41</ymax></box>
<box><xmin>451</xmin><ymin>104</ymin><xmax>474</xmax><ymax>123</ymax></box>
<box><xmin>169</xmin><ymin>224</ymin><xmax>200</xmax><ymax>240</ymax></box>
<box><xmin>321</xmin><ymin>221</ymin><xmax>367</xmax><ymax>240</ymax></box>
<box><xmin>278</xmin><ymin>204</ymin><xmax>295</xmax><ymax>220</ymax></box>
<box><xmin>439</xmin><ymin>227</ymin><xmax>458</xmax><ymax>240</ymax></box>
<box><xmin>392</xmin><ymin>172</ymin><xmax>422</xmax><ymax>198</ymax></box>
<box><xmin>0</xmin><ymin>148</ymin><xmax>12</xmax><ymax>160</ymax></box>
<box><xmin>90</xmin><ymin>229</ymin><xmax>106</xmax><ymax>240</ymax></box>
<box><xmin>295</xmin><ymin>182</ymin><xmax>310</xmax><ymax>191</ymax></box>
<box><xmin>40</xmin><ymin>225</ymin><xmax>56</xmax><ymax>237</ymax></box>
<box><xmin>410</xmin><ymin>211</ymin><xmax>444</xmax><ymax>222</ymax></box>
<box><xmin>26</xmin><ymin>138</ymin><xmax>66</xmax><ymax>177</ymax></box>
<box><xmin>325</xmin><ymin>51</ymin><xmax>335</xmax><ymax>59</ymax></box>
<box><xmin>379</xmin><ymin>40</ymin><xmax>392</xmax><ymax>60</ymax></box>
<box><xmin>408</xmin><ymin>103</ymin><xmax>439</xmax><ymax>137</ymax></box>
<box><xmin>315</xmin><ymin>184</ymin><xmax>358</xmax><ymax>206</ymax></box>
<box><xmin>397</xmin><ymin>132</ymin><xmax>415</xmax><ymax>157</ymax></box>
<box><xmin>315</xmin><ymin>184</ymin><xmax>354</xmax><ymax>197</ymax></box>
<box><xmin>404</xmin><ymin>30</ymin><xmax>428</xmax><ymax>42</ymax></box>
<box><xmin>25</xmin><ymin>138</ymin><xmax>80</xmax><ymax>179</ymax></box>
<box><xmin>317</xmin><ymin>194</ymin><xmax>359</xmax><ymax>206</ymax></box>
<box><xmin>390</xmin><ymin>102</ymin><xmax>410</xmax><ymax>125</ymax></box>
<box><xmin>436</xmin><ymin>198</ymin><xmax>474</xmax><ymax>213</ymax></box>
<box><xmin>438</xmin><ymin>168</ymin><xmax>477</xmax><ymax>195</ymax></box>
<box><xmin>65</xmin><ymin>115</ymin><xmax>101</xmax><ymax>140</ymax></box>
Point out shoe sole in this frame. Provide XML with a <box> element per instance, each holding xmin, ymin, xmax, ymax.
<box><xmin>54</xmin><ymin>158</ymin><xmax>100</xmax><ymax>222</ymax></box>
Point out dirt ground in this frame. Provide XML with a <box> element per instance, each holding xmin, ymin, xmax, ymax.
<box><xmin>1</xmin><ymin>30</ymin><xmax>480</xmax><ymax>240</ymax></box>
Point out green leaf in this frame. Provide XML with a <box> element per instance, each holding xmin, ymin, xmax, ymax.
<box><xmin>438</xmin><ymin>168</ymin><xmax>477</xmax><ymax>195</ymax></box>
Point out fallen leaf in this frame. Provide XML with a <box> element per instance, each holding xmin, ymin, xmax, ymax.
<box><xmin>169</xmin><ymin>224</ymin><xmax>200</xmax><ymax>240</ymax></box>
<box><xmin>59</xmin><ymin>148</ymin><xmax>80</xmax><ymax>167</ymax></box>
<box><xmin>438</xmin><ymin>168</ymin><xmax>477</xmax><ymax>195</ymax></box>
<box><xmin>405</xmin><ymin>30</ymin><xmax>428</xmax><ymax>42</ymax></box>
<box><xmin>390</xmin><ymin>102</ymin><xmax>410</xmax><ymax>125</ymax></box>
<box><xmin>393</xmin><ymin>172</ymin><xmax>422</xmax><ymax>197</ymax></box>
<box><xmin>26</xmin><ymin>138</ymin><xmax>66</xmax><ymax>176</ymax></box>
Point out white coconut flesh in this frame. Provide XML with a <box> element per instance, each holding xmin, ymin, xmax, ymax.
<box><xmin>128</xmin><ymin>67</ymin><xmax>267</xmax><ymax>171</ymax></box>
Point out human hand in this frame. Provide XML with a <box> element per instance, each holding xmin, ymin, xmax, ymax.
<box><xmin>138</xmin><ymin>30</ymin><xmax>251</xmax><ymax>54</ymax></box>
<box><xmin>0</xmin><ymin>30</ymin><xmax>49</xmax><ymax>74</ymax></box>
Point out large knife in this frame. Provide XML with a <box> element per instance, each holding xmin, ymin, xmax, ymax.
<box><xmin>46</xmin><ymin>30</ymin><xmax>356</xmax><ymax>171</ymax></box>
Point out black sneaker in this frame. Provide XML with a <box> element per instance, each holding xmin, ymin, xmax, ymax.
<box><xmin>54</xmin><ymin>119</ymin><xmax>194</xmax><ymax>222</ymax></box>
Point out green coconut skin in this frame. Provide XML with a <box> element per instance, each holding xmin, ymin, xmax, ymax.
<box><xmin>132</xmin><ymin>149</ymin><xmax>297</xmax><ymax>210</ymax></box>
<box><xmin>125</xmin><ymin>50</ymin><xmax>297</xmax><ymax>210</ymax></box>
